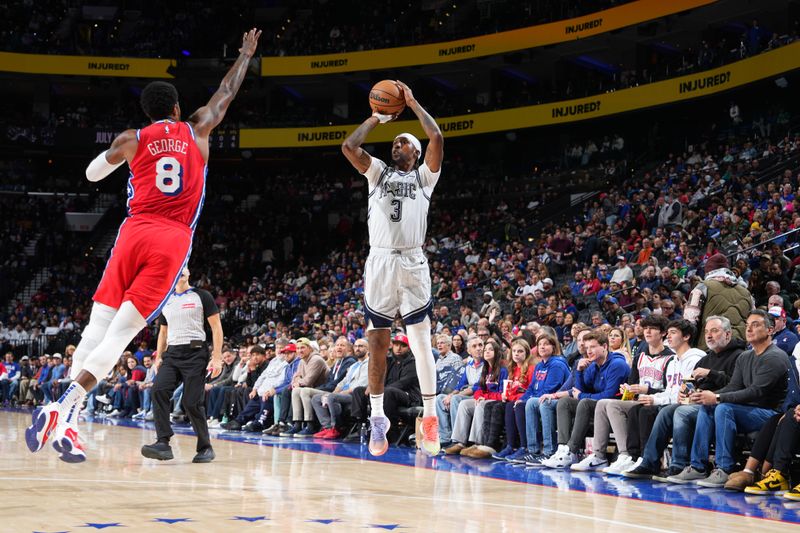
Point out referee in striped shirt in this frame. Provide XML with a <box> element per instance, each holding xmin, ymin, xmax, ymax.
<box><xmin>141</xmin><ymin>268</ymin><xmax>223</xmax><ymax>463</ymax></box>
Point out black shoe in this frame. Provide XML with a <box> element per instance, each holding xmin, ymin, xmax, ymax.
<box><xmin>243</xmin><ymin>420</ymin><xmax>264</xmax><ymax>433</ymax></box>
<box><xmin>221</xmin><ymin>420</ymin><xmax>242</xmax><ymax>431</ymax></box>
<box><xmin>141</xmin><ymin>441</ymin><xmax>174</xmax><ymax>461</ymax></box>
<box><xmin>652</xmin><ymin>465</ymin><xmax>685</xmax><ymax>483</ymax></box>
<box><xmin>192</xmin><ymin>448</ymin><xmax>215</xmax><ymax>464</ymax></box>
<box><xmin>623</xmin><ymin>463</ymin><xmax>659</xmax><ymax>480</ymax></box>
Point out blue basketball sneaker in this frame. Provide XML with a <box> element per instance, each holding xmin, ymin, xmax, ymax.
<box><xmin>25</xmin><ymin>403</ymin><xmax>60</xmax><ymax>453</ymax></box>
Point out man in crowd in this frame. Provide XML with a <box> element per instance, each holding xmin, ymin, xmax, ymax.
<box><xmin>543</xmin><ymin>331</ymin><xmax>629</xmax><ymax>468</ymax></box>
<box><xmin>312</xmin><ymin>341</ymin><xmax>371</xmax><ymax>439</ymax></box>
<box><xmin>625</xmin><ymin>315</ymin><xmax>746</xmax><ymax>480</ymax></box>
<box><xmin>685</xmin><ymin>310</ymin><xmax>790</xmax><ymax>487</ymax></box>
<box><xmin>436</xmin><ymin>335</ymin><xmax>484</xmax><ymax>445</ymax></box>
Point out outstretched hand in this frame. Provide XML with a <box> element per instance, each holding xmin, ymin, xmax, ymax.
<box><xmin>239</xmin><ymin>28</ymin><xmax>262</xmax><ymax>57</ymax></box>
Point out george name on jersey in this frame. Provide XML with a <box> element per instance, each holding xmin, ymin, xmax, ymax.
<box><xmin>379</xmin><ymin>180</ymin><xmax>417</xmax><ymax>200</ymax></box>
<box><xmin>147</xmin><ymin>138</ymin><xmax>189</xmax><ymax>157</ymax></box>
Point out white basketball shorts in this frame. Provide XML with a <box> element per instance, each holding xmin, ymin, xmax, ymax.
<box><xmin>363</xmin><ymin>247</ymin><xmax>433</xmax><ymax>329</ymax></box>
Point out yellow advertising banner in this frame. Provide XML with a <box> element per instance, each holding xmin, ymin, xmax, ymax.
<box><xmin>241</xmin><ymin>41</ymin><xmax>800</xmax><ymax>148</ymax></box>
<box><xmin>0</xmin><ymin>52</ymin><xmax>174</xmax><ymax>78</ymax></box>
<box><xmin>261</xmin><ymin>0</ymin><xmax>715</xmax><ymax>76</ymax></box>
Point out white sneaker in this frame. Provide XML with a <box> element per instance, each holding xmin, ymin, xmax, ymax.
<box><xmin>208</xmin><ymin>419</ymin><xmax>222</xmax><ymax>429</ymax></box>
<box><xmin>542</xmin><ymin>445</ymin><xmax>577</xmax><ymax>469</ymax></box>
<box><xmin>571</xmin><ymin>453</ymin><xmax>608</xmax><ymax>471</ymax></box>
<box><xmin>107</xmin><ymin>409</ymin><xmax>122</xmax><ymax>418</ymax></box>
<box><xmin>603</xmin><ymin>454</ymin><xmax>635</xmax><ymax>476</ymax></box>
<box><xmin>144</xmin><ymin>411</ymin><xmax>154</xmax><ymax>421</ymax></box>
<box><xmin>95</xmin><ymin>394</ymin><xmax>110</xmax><ymax>404</ymax></box>
<box><xmin>622</xmin><ymin>457</ymin><xmax>643</xmax><ymax>474</ymax></box>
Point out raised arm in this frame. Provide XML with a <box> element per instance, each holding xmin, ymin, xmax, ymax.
<box><xmin>187</xmin><ymin>28</ymin><xmax>261</xmax><ymax>141</ymax></box>
<box><xmin>341</xmin><ymin>116</ymin><xmax>380</xmax><ymax>174</ymax></box>
<box><xmin>396</xmin><ymin>81</ymin><xmax>443</xmax><ymax>173</ymax></box>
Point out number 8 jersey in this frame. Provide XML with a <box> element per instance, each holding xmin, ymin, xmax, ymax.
<box><xmin>128</xmin><ymin>119</ymin><xmax>206</xmax><ymax>228</ymax></box>
<box><xmin>363</xmin><ymin>155</ymin><xmax>440</xmax><ymax>249</ymax></box>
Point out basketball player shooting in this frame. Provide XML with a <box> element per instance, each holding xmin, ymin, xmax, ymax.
<box><xmin>341</xmin><ymin>80</ymin><xmax>443</xmax><ymax>456</ymax></box>
<box><xmin>25</xmin><ymin>28</ymin><xmax>262</xmax><ymax>463</ymax></box>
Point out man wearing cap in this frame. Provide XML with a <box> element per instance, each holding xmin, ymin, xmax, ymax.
<box><xmin>342</xmin><ymin>80</ymin><xmax>443</xmax><ymax>456</ymax></box>
<box><xmin>281</xmin><ymin>338</ymin><xmax>330</xmax><ymax>437</ymax></box>
<box><xmin>684</xmin><ymin>253</ymin><xmax>752</xmax><ymax>350</ymax></box>
<box><xmin>350</xmin><ymin>334</ymin><xmax>421</xmax><ymax>432</ymax></box>
<box><xmin>769</xmin><ymin>306</ymin><xmax>798</xmax><ymax>356</ymax></box>
<box><xmin>610</xmin><ymin>256</ymin><xmax>634</xmax><ymax>285</ymax></box>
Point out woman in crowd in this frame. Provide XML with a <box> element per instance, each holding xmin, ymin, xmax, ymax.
<box><xmin>492</xmin><ymin>338</ymin><xmax>537</xmax><ymax>462</ymax></box>
<box><xmin>608</xmin><ymin>327</ymin><xmax>632</xmax><ymax>365</ymax></box>
<box><xmin>444</xmin><ymin>339</ymin><xmax>507</xmax><ymax>457</ymax></box>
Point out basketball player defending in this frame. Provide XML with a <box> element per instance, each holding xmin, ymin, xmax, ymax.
<box><xmin>25</xmin><ymin>28</ymin><xmax>262</xmax><ymax>462</ymax></box>
<box><xmin>342</xmin><ymin>81</ymin><xmax>443</xmax><ymax>456</ymax></box>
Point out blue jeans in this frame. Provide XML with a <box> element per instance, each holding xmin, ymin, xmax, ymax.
<box><xmin>640</xmin><ymin>404</ymin><xmax>679</xmax><ymax>469</ymax></box>
<box><xmin>436</xmin><ymin>393</ymin><xmax>466</xmax><ymax>443</ymax></box>
<box><xmin>671</xmin><ymin>404</ymin><xmax>701</xmax><ymax>469</ymax></box>
<box><xmin>526</xmin><ymin>397</ymin><xmax>558</xmax><ymax>456</ymax></box>
<box><xmin>141</xmin><ymin>388</ymin><xmax>153</xmax><ymax>413</ymax></box>
<box><xmin>692</xmin><ymin>403</ymin><xmax>778</xmax><ymax>472</ymax></box>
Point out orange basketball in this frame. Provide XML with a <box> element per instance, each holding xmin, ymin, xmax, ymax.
<box><xmin>369</xmin><ymin>80</ymin><xmax>405</xmax><ymax>115</ymax></box>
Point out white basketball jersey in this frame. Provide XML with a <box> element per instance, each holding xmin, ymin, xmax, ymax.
<box><xmin>363</xmin><ymin>156</ymin><xmax>440</xmax><ymax>249</ymax></box>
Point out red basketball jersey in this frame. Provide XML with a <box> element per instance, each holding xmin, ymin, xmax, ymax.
<box><xmin>127</xmin><ymin>120</ymin><xmax>206</xmax><ymax>228</ymax></box>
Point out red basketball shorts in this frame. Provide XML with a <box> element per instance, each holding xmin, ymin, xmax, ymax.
<box><xmin>93</xmin><ymin>215</ymin><xmax>192</xmax><ymax>323</ymax></box>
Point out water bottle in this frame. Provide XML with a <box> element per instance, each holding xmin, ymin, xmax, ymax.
<box><xmin>359</xmin><ymin>422</ymin><xmax>368</xmax><ymax>446</ymax></box>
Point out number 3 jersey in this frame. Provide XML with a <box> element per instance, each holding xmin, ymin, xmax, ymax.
<box><xmin>128</xmin><ymin>119</ymin><xmax>206</xmax><ymax>228</ymax></box>
<box><xmin>363</xmin><ymin>155</ymin><xmax>441</xmax><ymax>249</ymax></box>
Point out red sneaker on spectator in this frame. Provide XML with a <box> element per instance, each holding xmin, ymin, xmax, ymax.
<box><xmin>323</xmin><ymin>428</ymin><xmax>341</xmax><ymax>440</ymax></box>
<box><xmin>313</xmin><ymin>428</ymin><xmax>332</xmax><ymax>438</ymax></box>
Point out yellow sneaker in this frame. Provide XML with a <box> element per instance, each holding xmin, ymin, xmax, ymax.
<box><xmin>784</xmin><ymin>483</ymin><xmax>800</xmax><ymax>501</ymax></box>
<box><xmin>744</xmin><ymin>469</ymin><xmax>789</xmax><ymax>495</ymax></box>
<box><xmin>419</xmin><ymin>415</ymin><xmax>441</xmax><ymax>456</ymax></box>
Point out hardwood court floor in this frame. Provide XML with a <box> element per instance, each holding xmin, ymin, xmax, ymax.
<box><xmin>2</xmin><ymin>410</ymin><xmax>799</xmax><ymax>532</ymax></box>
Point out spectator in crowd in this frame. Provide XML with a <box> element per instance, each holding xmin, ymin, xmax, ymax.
<box><xmin>768</xmin><ymin>306</ymin><xmax>798</xmax><ymax>356</ymax></box>
<box><xmin>683</xmin><ymin>253</ymin><xmax>752</xmax><ymax>350</ymax></box>
<box><xmin>479</xmin><ymin>291</ymin><xmax>501</xmax><ymax>321</ymax></box>
<box><xmin>444</xmin><ymin>339</ymin><xmax>507</xmax><ymax>456</ymax></box>
<box><xmin>0</xmin><ymin>352</ymin><xmax>20</xmax><ymax>405</ymax></box>
<box><xmin>666</xmin><ymin>310</ymin><xmax>789</xmax><ymax>487</ymax></box>
<box><xmin>571</xmin><ymin>317</ymin><xmax>678</xmax><ymax>472</ymax></box>
<box><xmin>283</xmin><ymin>338</ymin><xmax>331</xmax><ymax>437</ymax></box>
<box><xmin>492</xmin><ymin>338</ymin><xmax>536</xmax><ymax>461</ymax></box>
<box><xmin>132</xmin><ymin>354</ymin><xmax>158</xmax><ymax>421</ymax></box>
<box><xmin>221</xmin><ymin>345</ymin><xmax>273</xmax><ymax>431</ymax></box>
<box><xmin>434</xmin><ymin>334</ymin><xmax>464</xmax><ymax>394</ymax></box>
<box><xmin>437</xmin><ymin>335</ymin><xmax>484</xmax><ymax>446</ymax></box>
<box><xmin>542</xmin><ymin>331</ymin><xmax>630</xmax><ymax>468</ymax></box>
<box><xmin>723</xmin><ymin>337</ymin><xmax>800</xmax><ymax>492</ymax></box>
<box><xmin>201</xmin><ymin>349</ymin><xmax>237</xmax><ymax>423</ymax></box>
<box><xmin>350</xmin><ymin>334</ymin><xmax>420</xmax><ymax>429</ymax></box>
<box><xmin>312</xmin><ymin>340</ymin><xmax>370</xmax><ymax>439</ymax></box>
<box><xmin>625</xmin><ymin>315</ymin><xmax>746</xmax><ymax>480</ymax></box>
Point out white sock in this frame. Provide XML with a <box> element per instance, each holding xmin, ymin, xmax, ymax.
<box><xmin>56</xmin><ymin>381</ymin><xmax>87</xmax><ymax>422</ymax></box>
<box><xmin>81</xmin><ymin>300</ymin><xmax>146</xmax><ymax>381</ymax></box>
<box><xmin>406</xmin><ymin>317</ymin><xmax>437</xmax><ymax>412</ymax></box>
<box><xmin>370</xmin><ymin>394</ymin><xmax>385</xmax><ymax>418</ymax></box>
<box><xmin>70</xmin><ymin>302</ymin><xmax>116</xmax><ymax>379</ymax></box>
<box><xmin>421</xmin><ymin>394</ymin><xmax>436</xmax><ymax>418</ymax></box>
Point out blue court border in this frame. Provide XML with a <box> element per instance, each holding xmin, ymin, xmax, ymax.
<box><xmin>9</xmin><ymin>407</ymin><xmax>800</xmax><ymax>526</ymax></box>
